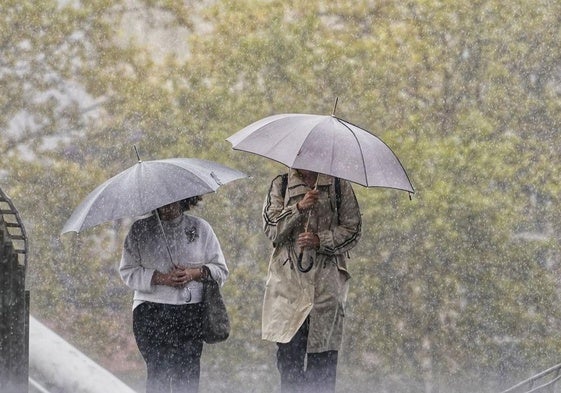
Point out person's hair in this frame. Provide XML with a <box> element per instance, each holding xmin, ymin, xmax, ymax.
<box><xmin>180</xmin><ymin>196</ymin><xmax>202</xmax><ymax>211</ymax></box>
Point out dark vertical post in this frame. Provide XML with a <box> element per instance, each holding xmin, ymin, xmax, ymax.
<box><xmin>0</xmin><ymin>188</ymin><xmax>29</xmax><ymax>393</ymax></box>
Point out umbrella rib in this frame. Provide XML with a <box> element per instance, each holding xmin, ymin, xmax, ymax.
<box><xmin>335</xmin><ymin>118</ymin><xmax>369</xmax><ymax>184</ymax></box>
<box><xmin>336</xmin><ymin>117</ymin><xmax>414</xmax><ymax>192</ymax></box>
<box><xmin>254</xmin><ymin>116</ymin><xmax>320</xmax><ymax>167</ymax></box>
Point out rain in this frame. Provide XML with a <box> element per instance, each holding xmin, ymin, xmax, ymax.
<box><xmin>1</xmin><ymin>1</ymin><xmax>561</xmax><ymax>392</ymax></box>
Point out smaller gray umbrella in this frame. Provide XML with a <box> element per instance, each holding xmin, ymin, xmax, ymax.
<box><xmin>61</xmin><ymin>156</ymin><xmax>247</xmax><ymax>234</ymax></box>
<box><xmin>227</xmin><ymin>113</ymin><xmax>414</xmax><ymax>193</ymax></box>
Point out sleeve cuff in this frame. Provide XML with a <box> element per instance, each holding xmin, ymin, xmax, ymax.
<box><xmin>316</xmin><ymin>230</ymin><xmax>333</xmax><ymax>253</ymax></box>
<box><xmin>144</xmin><ymin>268</ymin><xmax>157</xmax><ymax>291</ymax></box>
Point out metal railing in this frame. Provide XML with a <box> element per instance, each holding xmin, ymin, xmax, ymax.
<box><xmin>0</xmin><ymin>187</ymin><xmax>29</xmax><ymax>393</ymax></box>
<box><xmin>0</xmin><ymin>187</ymin><xmax>28</xmax><ymax>269</ymax></box>
<box><xmin>501</xmin><ymin>363</ymin><xmax>561</xmax><ymax>393</ymax></box>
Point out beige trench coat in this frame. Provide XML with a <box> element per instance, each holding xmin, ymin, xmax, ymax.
<box><xmin>261</xmin><ymin>169</ymin><xmax>361</xmax><ymax>353</ymax></box>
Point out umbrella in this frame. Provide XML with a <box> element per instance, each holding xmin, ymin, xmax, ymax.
<box><xmin>226</xmin><ymin>113</ymin><xmax>414</xmax><ymax>193</ymax></box>
<box><xmin>61</xmin><ymin>156</ymin><xmax>248</xmax><ymax>234</ymax></box>
<box><xmin>227</xmin><ymin>111</ymin><xmax>413</xmax><ymax>272</ymax></box>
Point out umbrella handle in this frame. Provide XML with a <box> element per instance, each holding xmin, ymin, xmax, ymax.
<box><xmin>296</xmin><ymin>251</ymin><xmax>313</xmax><ymax>273</ymax></box>
<box><xmin>298</xmin><ymin>210</ymin><xmax>314</xmax><ymax>273</ymax></box>
<box><xmin>303</xmin><ymin>176</ymin><xmax>318</xmax><ymax>232</ymax></box>
<box><xmin>297</xmin><ymin>175</ymin><xmax>319</xmax><ymax>273</ymax></box>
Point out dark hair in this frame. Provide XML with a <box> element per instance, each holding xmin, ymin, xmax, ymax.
<box><xmin>180</xmin><ymin>196</ymin><xmax>202</xmax><ymax>211</ymax></box>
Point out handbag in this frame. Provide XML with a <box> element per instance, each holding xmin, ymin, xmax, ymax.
<box><xmin>201</xmin><ymin>279</ymin><xmax>230</xmax><ymax>344</ymax></box>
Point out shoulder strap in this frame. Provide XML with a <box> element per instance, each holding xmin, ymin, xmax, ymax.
<box><xmin>335</xmin><ymin>177</ymin><xmax>341</xmax><ymax>210</ymax></box>
<box><xmin>281</xmin><ymin>173</ymin><xmax>288</xmax><ymax>199</ymax></box>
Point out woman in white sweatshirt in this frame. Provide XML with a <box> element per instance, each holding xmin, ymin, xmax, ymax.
<box><xmin>119</xmin><ymin>196</ymin><xmax>229</xmax><ymax>393</ymax></box>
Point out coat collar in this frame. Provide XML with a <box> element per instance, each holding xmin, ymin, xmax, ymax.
<box><xmin>286</xmin><ymin>169</ymin><xmax>333</xmax><ymax>197</ymax></box>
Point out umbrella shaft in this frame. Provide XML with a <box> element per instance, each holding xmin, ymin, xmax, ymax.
<box><xmin>154</xmin><ymin>210</ymin><xmax>176</xmax><ymax>266</ymax></box>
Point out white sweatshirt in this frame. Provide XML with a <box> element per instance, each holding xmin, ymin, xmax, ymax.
<box><xmin>119</xmin><ymin>213</ymin><xmax>229</xmax><ymax>309</ymax></box>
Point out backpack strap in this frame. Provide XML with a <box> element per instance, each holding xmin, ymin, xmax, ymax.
<box><xmin>334</xmin><ymin>177</ymin><xmax>341</xmax><ymax>211</ymax></box>
<box><xmin>281</xmin><ymin>173</ymin><xmax>288</xmax><ymax>199</ymax></box>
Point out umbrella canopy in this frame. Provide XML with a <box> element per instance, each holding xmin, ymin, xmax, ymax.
<box><xmin>227</xmin><ymin>113</ymin><xmax>413</xmax><ymax>193</ymax></box>
<box><xmin>61</xmin><ymin>157</ymin><xmax>247</xmax><ymax>234</ymax></box>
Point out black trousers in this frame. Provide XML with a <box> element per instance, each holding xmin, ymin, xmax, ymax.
<box><xmin>133</xmin><ymin>302</ymin><xmax>204</xmax><ymax>393</ymax></box>
<box><xmin>277</xmin><ymin>318</ymin><xmax>339</xmax><ymax>393</ymax></box>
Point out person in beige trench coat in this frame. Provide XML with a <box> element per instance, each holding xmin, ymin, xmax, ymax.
<box><xmin>262</xmin><ymin>168</ymin><xmax>362</xmax><ymax>393</ymax></box>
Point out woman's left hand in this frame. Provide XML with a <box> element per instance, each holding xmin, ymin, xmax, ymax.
<box><xmin>176</xmin><ymin>266</ymin><xmax>203</xmax><ymax>283</ymax></box>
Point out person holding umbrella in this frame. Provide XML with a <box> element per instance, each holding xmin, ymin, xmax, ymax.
<box><xmin>227</xmin><ymin>109</ymin><xmax>412</xmax><ymax>392</ymax></box>
<box><xmin>119</xmin><ymin>196</ymin><xmax>228</xmax><ymax>393</ymax></box>
<box><xmin>262</xmin><ymin>168</ymin><xmax>362</xmax><ymax>393</ymax></box>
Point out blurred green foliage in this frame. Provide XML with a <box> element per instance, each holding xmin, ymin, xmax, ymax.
<box><xmin>2</xmin><ymin>0</ymin><xmax>561</xmax><ymax>392</ymax></box>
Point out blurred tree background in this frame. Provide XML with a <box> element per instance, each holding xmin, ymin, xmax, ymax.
<box><xmin>2</xmin><ymin>0</ymin><xmax>561</xmax><ymax>392</ymax></box>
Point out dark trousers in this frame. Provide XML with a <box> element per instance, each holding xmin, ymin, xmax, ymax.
<box><xmin>277</xmin><ymin>318</ymin><xmax>339</xmax><ymax>393</ymax></box>
<box><xmin>133</xmin><ymin>302</ymin><xmax>204</xmax><ymax>393</ymax></box>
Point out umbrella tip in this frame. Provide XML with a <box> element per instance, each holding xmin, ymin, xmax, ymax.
<box><xmin>133</xmin><ymin>145</ymin><xmax>142</xmax><ymax>163</ymax></box>
<box><xmin>331</xmin><ymin>97</ymin><xmax>339</xmax><ymax>117</ymax></box>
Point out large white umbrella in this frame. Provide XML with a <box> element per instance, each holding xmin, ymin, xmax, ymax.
<box><xmin>227</xmin><ymin>113</ymin><xmax>413</xmax><ymax>193</ymax></box>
